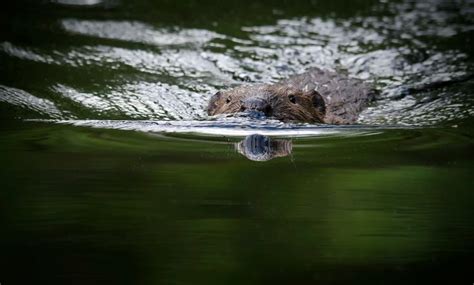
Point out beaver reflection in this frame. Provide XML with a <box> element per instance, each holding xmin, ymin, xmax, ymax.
<box><xmin>235</xmin><ymin>134</ymin><xmax>292</xmax><ymax>161</ymax></box>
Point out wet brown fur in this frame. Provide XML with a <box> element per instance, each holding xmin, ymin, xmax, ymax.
<box><xmin>207</xmin><ymin>67</ymin><xmax>376</xmax><ymax>124</ymax></box>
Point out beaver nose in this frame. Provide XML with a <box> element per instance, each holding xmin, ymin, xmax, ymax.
<box><xmin>241</xmin><ymin>97</ymin><xmax>272</xmax><ymax>115</ymax></box>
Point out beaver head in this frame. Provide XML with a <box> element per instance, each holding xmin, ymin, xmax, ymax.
<box><xmin>207</xmin><ymin>84</ymin><xmax>326</xmax><ymax>123</ymax></box>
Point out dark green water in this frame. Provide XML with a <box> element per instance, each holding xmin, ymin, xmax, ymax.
<box><xmin>1</xmin><ymin>0</ymin><xmax>474</xmax><ymax>284</ymax></box>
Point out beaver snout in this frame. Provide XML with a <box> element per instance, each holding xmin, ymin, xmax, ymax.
<box><xmin>240</xmin><ymin>97</ymin><xmax>272</xmax><ymax>116</ymax></box>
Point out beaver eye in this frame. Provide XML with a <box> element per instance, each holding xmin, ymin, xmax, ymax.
<box><xmin>288</xmin><ymin>95</ymin><xmax>296</xmax><ymax>104</ymax></box>
<box><xmin>226</xmin><ymin>97</ymin><xmax>231</xmax><ymax>104</ymax></box>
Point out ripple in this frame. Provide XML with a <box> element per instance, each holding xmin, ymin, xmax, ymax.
<box><xmin>52</xmin><ymin>84</ymin><xmax>116</xmax><ymax>114</ymax></box>
<box><xmin>52</xmin><ymin>119</ymin><xmax>386</xmax><ymax>137</ymax></box>
<box><xmin>52</xmin><ymin>81</ymin><xmax>209</xmax><ymax>120</ymax></box>
<box><xmin>0</xmin><ymin>42</ymin><xmax>55</xmax><ymax>64</ymax></box>
<box><xmin>61</xmin><ymin>19</ymin><xmax>224</xmax><ymax>47</ymax></box>
<box><xmin>1</xmin><ymin>42</ymin><xmax>234</xmax><ymax>85</ymax></box>
<box><xmin>359</xmin><ymin>88</ymin><xmax>474</xmax><ymax>126</ymax></box>
<box><xmin>0</xmin><ymin>85</ymin><xmax>63</xmax><ymax>118</ymax></box>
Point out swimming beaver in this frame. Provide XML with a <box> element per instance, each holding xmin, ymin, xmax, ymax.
<box><xmin>208</xmin><ymin>67</ymin><xmax>377</xmax><ymax>124</ymax></box>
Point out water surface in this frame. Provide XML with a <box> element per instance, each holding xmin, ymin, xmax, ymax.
<box><xmin>1</xmin><ymin>0</ymin><xmax>474</xmax><ymax>284</ymax></box>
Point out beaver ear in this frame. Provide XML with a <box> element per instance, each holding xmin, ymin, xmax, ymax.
<box><xmin>207</xmin><ymin>91</ymin><xmax>222</xmax><ymax>115</ymax></box>
<box><xmin>308</xmin><ymin>90</ymin><xmax>326</xmax><ymax>115</ymax></box>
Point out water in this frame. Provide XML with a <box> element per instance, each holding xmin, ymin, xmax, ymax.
<box><xmin>1</xmin><ymin>0</ymin><xmax>474</xmax><ymax>284</ymax></box>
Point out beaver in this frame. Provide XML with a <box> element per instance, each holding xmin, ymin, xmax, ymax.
<box><xmin>207</xmin><ymin>67</ymin><xmax>377</xmax><ymax>124</ymax></box>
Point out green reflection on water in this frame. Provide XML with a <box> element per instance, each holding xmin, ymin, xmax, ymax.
<box><xmin>1</xmin><ymin>122</ymin><xmax>473</xmax><ymax>284</ymax></box>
